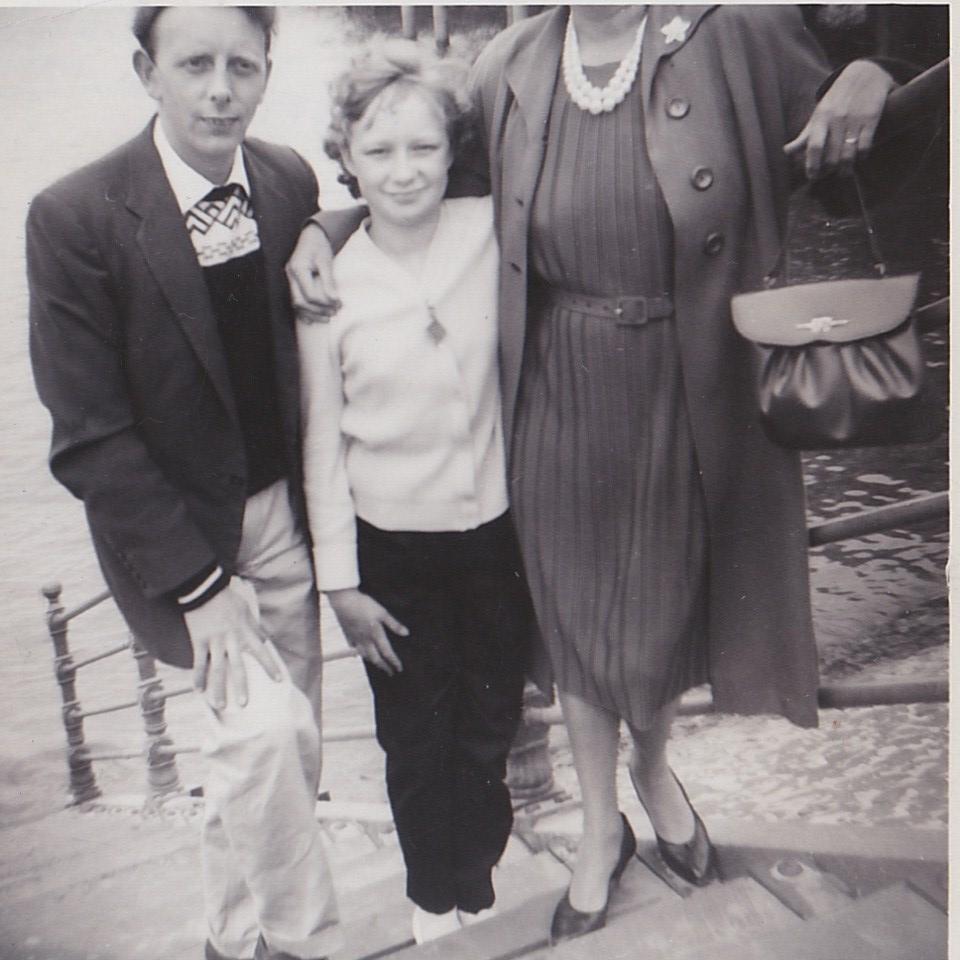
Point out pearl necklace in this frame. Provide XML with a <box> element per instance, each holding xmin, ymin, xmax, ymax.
<box><xmin>562</xmin><ymin>14</ymin><xmax>646</xmax><ymax>115</ymax></box>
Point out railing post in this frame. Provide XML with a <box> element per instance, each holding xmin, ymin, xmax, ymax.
<box><xmin>506</xmin><ymin>682</ymin><xmax>557</xmax><ymax>804</ymax></box>
<box><xmin>42</xmin><ymin>582</ymin><xmax>101</xmax><ymax>805</ymax></box>
<box><xmin>432</xmin><ymin>6</ymin><xmax>449</xmax><ymax>55</ymax></box>
<box><xmin>509</xmin><ymin>7</ymin><xmax>530</xmax><ymax>25</ymax></box>
<box><xmin>131</xmin><ymin>637</ymin><xmax>182</xmax><ymax>800</ymax></box>
<box><xmin>401</xmin><ymin>6</ymin><xmax>417</xmax><ymax>41</ymax></box>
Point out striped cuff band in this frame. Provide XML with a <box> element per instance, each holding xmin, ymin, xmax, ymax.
<box><xmin>177</xmin><ymin>565</ymin><xmax>230</xmax><ymax>612</ymax></box>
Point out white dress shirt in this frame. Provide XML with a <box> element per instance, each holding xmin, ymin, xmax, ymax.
<box><xmin>299</xmin><ymin>196</ymin><xmax>508</xmax><ymax>591</ymax></box>
<box><xmin>153</xmin><ymin>118</ymin><xmax>250</xmax><ymax>215</ymax></box>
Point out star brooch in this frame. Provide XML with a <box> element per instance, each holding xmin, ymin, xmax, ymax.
<box><xmin>661</xmin><ymin>15</ymin><xmax>690</xmax><ymax>45</ymax></box>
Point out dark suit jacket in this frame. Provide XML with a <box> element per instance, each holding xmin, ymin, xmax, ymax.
<box><xmin>27</xmin><ymin>121</ymin><xmax>319</xmax><ymax>667</ymax></box>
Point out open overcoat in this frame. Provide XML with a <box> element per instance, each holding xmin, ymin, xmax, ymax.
<box><xmin>470</xmin><ymin>5</ymin><xmax>833</xmax><ymax>727</ymax></box>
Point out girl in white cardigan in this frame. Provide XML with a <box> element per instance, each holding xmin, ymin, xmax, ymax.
<box><xmin>298</xmin><ymin>40</ymin><xmax>533</xmax><ymax>945</ymax></box>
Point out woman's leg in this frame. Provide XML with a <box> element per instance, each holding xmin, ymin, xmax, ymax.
<box><xmin>626</xmin><ymin>697</ymin><xmax>694</xmax><ymax>843</ymax></box>
<box><xmin>559</xmin><ymin>689</ymin><xmax>626</xmax><ymax>911</ymax></box>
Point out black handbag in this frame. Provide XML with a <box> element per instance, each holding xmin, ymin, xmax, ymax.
<box><xmin>731</xmin><ymin>177</ymin><xmax>934</xmax><ymax>449</ymax></box>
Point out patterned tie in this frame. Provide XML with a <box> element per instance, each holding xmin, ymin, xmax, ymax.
<box><xmin>185</xmin><ymin>182</ymin><xmax>261</xmax><ymax>268</ymax></box>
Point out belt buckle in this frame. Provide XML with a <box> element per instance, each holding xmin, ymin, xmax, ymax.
<box><xmin>614</xmin><ymin>297</ymin><xmax>648</xmax><ymax>326</ymax></box>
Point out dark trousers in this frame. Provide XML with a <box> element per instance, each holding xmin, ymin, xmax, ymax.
<box><xmin>357</xmin><ymin>512</ymin><xmax>533</xmax><ymax>914</ymax></box>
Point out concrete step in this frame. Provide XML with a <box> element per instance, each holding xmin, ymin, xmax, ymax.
<box><xmin>329</xmin><ymin>822</ymin><xmax>950</xmax><ymax>960</ymax></box>
<box><xmin>709</xmin><ymin>819</ymin><xmax>948</xmax><ymax>915</ymax></box>
<box><xmin>674</xmin><ymin>881</ymin><xmax>947</xmax><ymax>960</ymax></box>
<box><xmin>374</xmin><ymin>852</ymin><xmax>706</xmax><ymax>960</ymax></box>
<box><xmin>337</xmin><ymin>840</ymin><xmax>573</xmax><ymax>960</ymax></box>
<box><xmin>718</xmin><ymin>850</ymin><xmax>855</xmax><ymax>919</ymax></box>
<box><xmin>544</xmin><ymin>875</ymin><xmax>801</xmax><ymax>960</ymax></box>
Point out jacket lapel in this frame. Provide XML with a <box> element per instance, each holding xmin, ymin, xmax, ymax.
<box><xmin>640</xmin><ymin>5</ymin><xmax>716</xmax><ymax>107</ymax></box>
<box><xmin>496</xmin><ymin>8</ymin><xmax>565</xmax><ymax>433</ymax></box>
<box><xmin>502</xmin><ymin>6</ymin><xmax>565</xmax><ymax>213</ymax></box>
<box><xmin>243</xmin><ymin>143</ymin><xmax>303</xmax><ymax>456</ymax></box>
<box><xmin>243</xmin><ymin>144</ymin><xmax>289</xmax><ymax>332</ymax></box>
<box><xmin>125</xmin><ymin>123</ymin><xmax>238</xmax><ymax>422</ymax></box>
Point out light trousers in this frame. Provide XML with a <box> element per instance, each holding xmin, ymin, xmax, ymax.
<box><xmin>200</xmin><ymin>480</ymin><xmax>341</xmax><ymax>960</ymax></box>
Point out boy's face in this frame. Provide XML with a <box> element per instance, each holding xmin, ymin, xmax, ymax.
<box><xmin>135</xmin><ymin>7</ymin><xmax>270</xmax><ymax>181</ymax></box>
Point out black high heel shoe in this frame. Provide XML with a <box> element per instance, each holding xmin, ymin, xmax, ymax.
<box><xmin>549</xmin><ymin>813</ymin><xmax>637</xmax><ymax>946</ymax></box>
<box><xmin>629</xmin><ymin>766</ymin><xmax>719</xmax><ymax>887</ymax></box>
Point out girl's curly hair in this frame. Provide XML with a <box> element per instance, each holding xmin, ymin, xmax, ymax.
<box><xmin>324</xmin><ymin>38</ymin><xmax>476</xmax><ymax>199</ymax></box>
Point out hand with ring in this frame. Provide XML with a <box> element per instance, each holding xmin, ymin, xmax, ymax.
<box><xmin>784</xmin><ymin>59</ymin><xmax>897</xmax><ymax>179</ymax></box>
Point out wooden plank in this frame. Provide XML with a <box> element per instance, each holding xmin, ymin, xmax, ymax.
<box><xmin>835</xmin><ymin>882</ymin><xmax>947</xmax><ymax>959</ymax></box>
<box><xmin>385</xmin><ymin>888</ymin><xmax>559</xmax><ymax>960</ymax></box>
<box><xmin>905</xmin><ymin>873</ymin><xmax>949</xmax><ymax>913</ymax></box>
<box><xmin>675</xmin><ymin>882</ymin><xmax>947</xmax><ymax>960</ymax></box>
<box><xmin>384</xmin><ymin>855</ymin><xmax>674</xmax><ymax>960</ymax></box>
<box><xmin>335</xmin><ymin>860</ymin><xmax>412</xmax><ymax>960</ymax></box>
<box><xmin>695</xmin><ymin>819</ymin><xmax>947</xmax><ymax>868</ymax></box>
<box><xmin>719</xmin><ymin>850</ymin><xmax>853</xmax><ymax>919</ymax></box>
<box><xmin>486</xmin><ymin>845</ymin><xmax>572</xmax><ymax>910</ymax></box>
<box><xmin>550</xmin><ymin>877</ymin><xmax>800</xmax><ymax>960</ymax></box>
<box><xmin>343</xmin><ymin>901</ymin><xmax>416</xmax><ymax>960</ymax></box>
<box><xmin>345</xmin><ymin>848</ymin><xmax>570</xmax><ymax>960</ymax></box>
<box><xmin>811</xmin><ymin>849</ymin><xmax>948</xmax><ymax>909</ymax></box>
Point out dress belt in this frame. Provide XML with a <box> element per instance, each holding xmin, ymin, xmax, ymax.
<box><xmin>542</xmin><ymin>288</ymin><xmax>674</xmax><ymax>326</ymax></box>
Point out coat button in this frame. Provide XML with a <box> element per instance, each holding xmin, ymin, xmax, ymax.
<box><xmin>666</xmin><ymin>96</ymin><xmax>690</xmax><ymax>119</ymax></box>
<box><xmin>510</xmin><ymin>262</ymin><xmax>523</xmax><ymax>274</ymax></box>
<box><xmin>691</xmin><ymin>166</ymin><xmax>714</xmax><ymax>190</ymax></box>
<box><xmin>703</xmin><ymin>232</ymin><xmax>725</xmax><ymax>255</ymax></box>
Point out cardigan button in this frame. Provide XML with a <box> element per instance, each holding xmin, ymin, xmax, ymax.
<box><xmin>666</xmin><ymin>96</ymin><xmax>690</xmax><ymax>119</ymax></box>
<box><xmin>691</xmin><ymin>166</ymin><xmax>714</xmax><ymax>190</ymax></box>
<box><xmin>703</xmin><ymin>232</ymin><xmax>725</xmax><ymax>255</ymax></box>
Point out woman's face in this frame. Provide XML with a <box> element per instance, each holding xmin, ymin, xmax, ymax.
<box><xmin>345</xmin><ymin>85</ymin><xmax>452</xmax><ymax>233</ymax></box>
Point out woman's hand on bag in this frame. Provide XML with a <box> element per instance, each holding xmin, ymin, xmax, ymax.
<box><xmin>286</xmin><ymin>223</ymin><xmax>341</xmax><ymax>323</ymax></box>
<box><xmin>784</xmin><ymin>60</ymin><xmax>897</xmax><ymax>180</ymax></box>
<box><xmin>326</xmin><ymin>588</ymin><xmax>408</xmax><ymax>676</ymax></box>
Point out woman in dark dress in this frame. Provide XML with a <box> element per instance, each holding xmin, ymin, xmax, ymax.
<box><xmin>290</xmin><ymin>4</ymin><xmax>897</xmax><ymax>945</ymax></box>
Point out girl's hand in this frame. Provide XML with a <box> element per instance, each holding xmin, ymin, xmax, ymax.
<box><xmin>326</xmin><ymin>588</ymin><xmax>408</xmax><ymax>676</ymax></box>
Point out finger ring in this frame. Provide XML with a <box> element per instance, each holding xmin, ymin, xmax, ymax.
<box><xmin>844</xmin><ymin>135</ymin><xmax>858</xmax><ymax>145</ymax></box>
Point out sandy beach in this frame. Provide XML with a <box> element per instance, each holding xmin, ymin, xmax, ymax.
<box><xmin>0</xmin><ymin>10</ymin><xmax>947</xmax><ymax>956</ymax></box>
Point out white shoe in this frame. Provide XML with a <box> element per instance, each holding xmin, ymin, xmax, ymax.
<box><xmin>458</xmin><ymin>906</ymin><xmax>498</xmax><ymax>926</ymax></box>
<box><xmin>411</xmin><ymin>905</ymin><xmax>462</xmax><ymax>944</ymax></box>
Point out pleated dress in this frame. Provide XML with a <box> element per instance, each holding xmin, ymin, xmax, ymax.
<box><xmin>511</xmin><ymin>65</ymin><xmax>710</xmax><ymax>730</ymax></box>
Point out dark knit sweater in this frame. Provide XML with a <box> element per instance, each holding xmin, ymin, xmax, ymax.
<box><xmin>201</xmin><ymin>245</ymin><xmax>286</xmax><ymax>497</ymax></box>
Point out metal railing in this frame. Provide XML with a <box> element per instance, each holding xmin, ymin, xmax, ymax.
<box><xmin>41</xmin><ymin>583</ymin><xmax>192</xmax><ymax>804</ymax></box>
<box><xmin>41</xmin><ymin>481</ymin><xmax>947</xmax><ymax>807</ymax></box>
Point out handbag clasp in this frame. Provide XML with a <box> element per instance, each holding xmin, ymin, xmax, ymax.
<box><xmin>796</xmin><ymin>315</ymin><xmax>849</xmax><ymax>336</ymax></box>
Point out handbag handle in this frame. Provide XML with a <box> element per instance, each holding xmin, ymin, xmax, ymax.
<box><xmin>764</xmin><ymin>172</ymin><xmax>887</xmax><ymax>289</ymax></box>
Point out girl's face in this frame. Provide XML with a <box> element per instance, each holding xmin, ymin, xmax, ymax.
<box><xmin>344</xmin><ymin>85</ymin><xmax>452</xmax><ymax>234</ymax></box>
